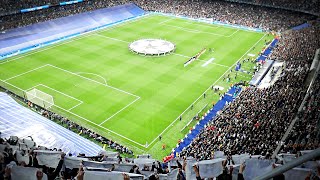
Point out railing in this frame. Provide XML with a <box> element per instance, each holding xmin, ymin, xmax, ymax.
<box><xmin>257</xmin><ymin>148</ymin><xmax>320</xmax><ymax>180</ymax></box>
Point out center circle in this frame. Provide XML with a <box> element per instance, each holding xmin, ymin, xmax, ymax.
<box><xmin>129</xmin><ymin>39</ymin><xmax>175</xmax><ymax>56</ymax></box>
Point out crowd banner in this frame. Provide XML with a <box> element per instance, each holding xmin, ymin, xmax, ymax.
<box><xmin>15</xmin><ymin>151</ymin><xmax>30</xmax><ymax>164</ymax></box>
<box><xmin>185</xmin><ymin>158</ymin><xmax>197</xmax><ymax>180</ymax></box>
<box><xmin>64</xmin><ymin>156</ymin><xmax>88</xmax><ymax>169</ymax></box>
<box><xmin>82</xmin><ymin>160</ymin><xmax>114</xmax><ymax>169</ymax></box>
<box><xmin>84</xmin><ymin>171</ymin><xmax>143</xmax><ymax>180</ymax></box>
<box><xmin>198</xmin><ymin>158</ymin><xmax>225</xmax><ymax>178</ymax></box>
<box><xmin>12</xmin><ymin>166</ymin><xmax>48</xmax><ymax>180</ymax></box>
<box><xmin>232</xmin><ymin>154</ymin><xmax>250</xmax><ymax>165</ymax></box>
<box><xmin>34</xmin><ymin>150</ymin><xmax>62</xmax><ymax>168</ymax></box>
<box><xmin>243</xmin><ymin>159</ymin><xmax>275</xmax><ymax>180</ymax></box>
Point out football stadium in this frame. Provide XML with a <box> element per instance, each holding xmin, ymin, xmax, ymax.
<box><xmin>0</xmin><ymin>0</ymin><xmax>319</xmax><ymax>179</ymax></box>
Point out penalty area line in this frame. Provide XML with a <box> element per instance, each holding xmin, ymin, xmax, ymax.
<box><xmin>0</xmin><ymin>79</ymin><xmax>146</xmax><ymax>148</ymax></box>
<box><xmin>99</xmin><ymin>96</ymin><xmax>140</xmax><ymax>125</ymax></box>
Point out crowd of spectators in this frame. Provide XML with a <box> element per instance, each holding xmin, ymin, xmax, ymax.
<box><xmin>281</xmin><ymin>72</ymin><xmax>320</xmax><ymax>154</ymax></box>
<box><xmin>135</xmin><ymin>0</ymin><xmax>315</xmax><ymax>31</ymax></box>
<box><xmin>269</xmin><ymin>25</ymin><xmax>320</xmax><ymax>62</ymax></box>
<box><xmin>0</xmin><ymin>0</ymin><xmax>317</xmax><ymax>32</ymax></box>
<box><xmin>178</xmin><ymin>20</ymin><xmax>319</xmax><ymax>165</ymax></box>
<box><xmin>1</xmin><ymin>134</ymin><xmax>318</xmax><ymax>179</ymax></box>
<box><xmin>0</xmin><ymin>0</ymin><xmax>130</xmax><ymax>31</ymax></box>
<box><xmin>229</xmin><ymin>0</ymin><xmax>320</xmax><ymax>15</ymax></box>
<box><xmin>0</xmin><ymin>0</ymin><xmax>60</xmax><ymax>15</ymax></box>
<box><xmin>0</xmin><ymin>0</ymin><xmax>319</xmax><ymax>179</ymax></box>
<box><xmin>0</xmin><ymin>134</ymin><xmax>252</xmax><ymax>180</ymax></box>
<box><xmin>180</xmin><ymin>59</ymin><xmax>310</xmax><ymax>160</ymax></box>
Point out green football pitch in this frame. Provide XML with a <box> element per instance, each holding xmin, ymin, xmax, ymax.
<box><xmin>0</xmin><ymin>14</ymin><xmax>273</xmax><ymax>159</ymax></box>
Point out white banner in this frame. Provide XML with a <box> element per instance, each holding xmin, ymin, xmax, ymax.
<box><xmin>64</xmin><ymin>156</ymin><xmax>88</xmax><ymax>169</ymax></box>
<box><xmin>83</xmin><ymin>171</ymin><xmax>143</xmax><ymax>180</ymax></box>
<box><xmin>34</xmin><ymin>150</ymin><xmax>61</xmax><ymax>168</ymax></box>
<box><xmin>243</xmin><ymin>159</ymin><xmax>274</xmax><ymax>180</ymax></box>
<box><xmin>11</xmin><ymin>166</ymin><xmax>48</xmax><ymax>180</ymax></box>
<box><xmin>198</xmin><ymin>158</ymin><xmax>225</xmax><ymax>178</ymax></box>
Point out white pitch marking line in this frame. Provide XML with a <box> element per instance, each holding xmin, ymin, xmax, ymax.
<box><xmin>1</xmin><ymin>65</ymin><xmax>142</xmax><ymax>143</ymax></box>
<box><xmin>201</xmin><ymin>58</ymin><xmax>215</xmax><ymax>67</ymax></box>
<box><xmin>4</xmin><ymin>64</ymin><xmax>49</xmax><ymax>82</ymax></box>
<box><xmin>146</xmin><ymin>33</ymin><xmax>267</xmax><ymax>148</ymax></box>
<box><xmin>196</xmin><ymin>59</ymin><xmax>229</xmax><ymax>68</ymax></box>
<box><xmin>46</xmin><ymin>64</ymin><xmax>141</xmax><ymax>124</ymax></box>
<box><xmin>0</xmin><ymin>79</ymin><xmax>146</xmax><ymax>148</ymax></box>
<box><xmin>68</xmin><ymin>103</ymin><xmax>83</xmax><ymax>111</ymax></box>
<box><xmin>184</xmin><ymin>21</ymin><xmax>220</xmax><ymax>30</ymax></box>
<box><xmin>158</xmin><ymin>17</ymin><xmax>175</xmax><ymax>24</ymax></box>
<box><xmin>75</xmin><ymin>72</ymin><xmax>108</xmax><ymax>85</ymax></box>
<box><xmin>172</xmin><ymin>53</ymin><xmax>229</xmax><ymax>68</ymax></box>
<box><xmin>163</xmin><ymin>24</ymin><xmax>228</xmax><ymax>37</ymax></box>
<box><xmin>28</xmin><ymin>83</ymin><xmax>83</xmax><ymax>111</ymax></box>
<box><xmin>172</xmin><ymin>53</ymin><xmax>189</xmax><ymax>58</ymax></box>
<box><xmin>37</xmin><ymin>84</ymin><xmax>83</xmax><ymax>103</ymax></box>
<box><xmin>94</xmin><ymin>34</ymin><xmax>130</xmax><ymax>43</ymax></box>
<box><xmin>99</xmin><ymin>96</ymin><xmax>140</xmax><ymax>125</ymax></box>
<box><xmin>226</xmin><ymin>29</ymin><xmax>240</xmax><ymax>37</ymax></box>
<box><xmin>46</xmin><ymin>64</ymin><xmax>140</xmax><ymax>98</ymax></box>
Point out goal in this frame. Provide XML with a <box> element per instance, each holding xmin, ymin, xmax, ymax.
<box><xmin>25</xmin><ymin>88</ymin><xmax>54</xmax><ymax>108</ymax></box>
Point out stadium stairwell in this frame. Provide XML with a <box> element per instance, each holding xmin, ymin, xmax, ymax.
<box><xmin>169</xmin><ymin>86</ymin><xmax>242</xmax><ymax>159</ymax></box>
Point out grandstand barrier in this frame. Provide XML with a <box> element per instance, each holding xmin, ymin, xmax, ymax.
<box><xmin>256</xmin><ymin>37</ymin><xmax>279</xmax><ymax>62</ymax></box>
<box><xmin>257</xmin><ymin>148</ymin><xmax>320</xmax><ymax>180</ymax></box>
<box><xmin>292</xmin><ymin>23</ymin><xmax>311</xmax><ymax>31</ymax></box>
<box><xmin>0</xmin><ymin>3</ymin><xmax>146</xmax><ymax>60</ymax></box>
<box><xmin>60</xmin><ymin>0</ymin><xmax>83</xmax><ymax>6</ymax></box>
<box><xmin>151</xmin><ymin>12</ymin><xmax>264</xmax><ymax>32</ymax></box>
<box><xmin>20</xmin><ymin>5</ymin><xmax>50</xmax><ymax>13</ymax></box>
<box><xmin>171</xmin><ymin>85</ymin><xmax>242</xmax><ymax>158</ymax></box>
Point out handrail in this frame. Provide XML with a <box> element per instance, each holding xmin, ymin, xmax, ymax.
<box><xmin>256</xmin><ymin>148</ymin><xmax>320</xmax><ymax>180</ymax></box>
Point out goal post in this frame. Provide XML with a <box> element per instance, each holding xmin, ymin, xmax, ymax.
<box><xmin>25</xmin><ymin>88</ymin><xmax>54</xmax><ymax>108</ymax></box>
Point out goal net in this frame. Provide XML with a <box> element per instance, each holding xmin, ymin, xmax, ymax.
<box><xmin>25</xmin><ymin>88</ymin><xmax>54</xmax><ymax>108</ymax></box>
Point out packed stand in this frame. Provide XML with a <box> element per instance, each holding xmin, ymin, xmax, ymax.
<box><xmin>1</xmin><ymin>135</ymin><xmax>318</xmax><ymax>179</ymax></box>
<box><xmin>268</xmin><ymin>25</ymin><xmax>320</xmax><ymax>62</ymax></box>
<box><xmin>1</xmin><ymin>0</ymin><xmax>317</xmax><ymax>32</ymax></box>
<box><xmin>231</xmin><ymin>0</ymin><xmax>320</xmax><ymax>15</ymax></box>
<box><xmin>281</xmin><ymin>72</ymin><xmax>320</xmax><ymax>154</ymax></box>
<box><xmin>0</xmin><ymin>0</ymin><xmax>60</xmax><ymax>15</ymax></box>
<box><xmin>180</xmin><ymin>59</ymin><xmax>310</xmax><ymax>160</ymax></box>
<box><xmin>135</xmin><ymin>0</ymin><xmax>315</xmax><ymax>31</ymax></box>
<box><xmin>0</xmin><ymin>0</ymin><xmax>130</xmax><ymax>31</ymax></box>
